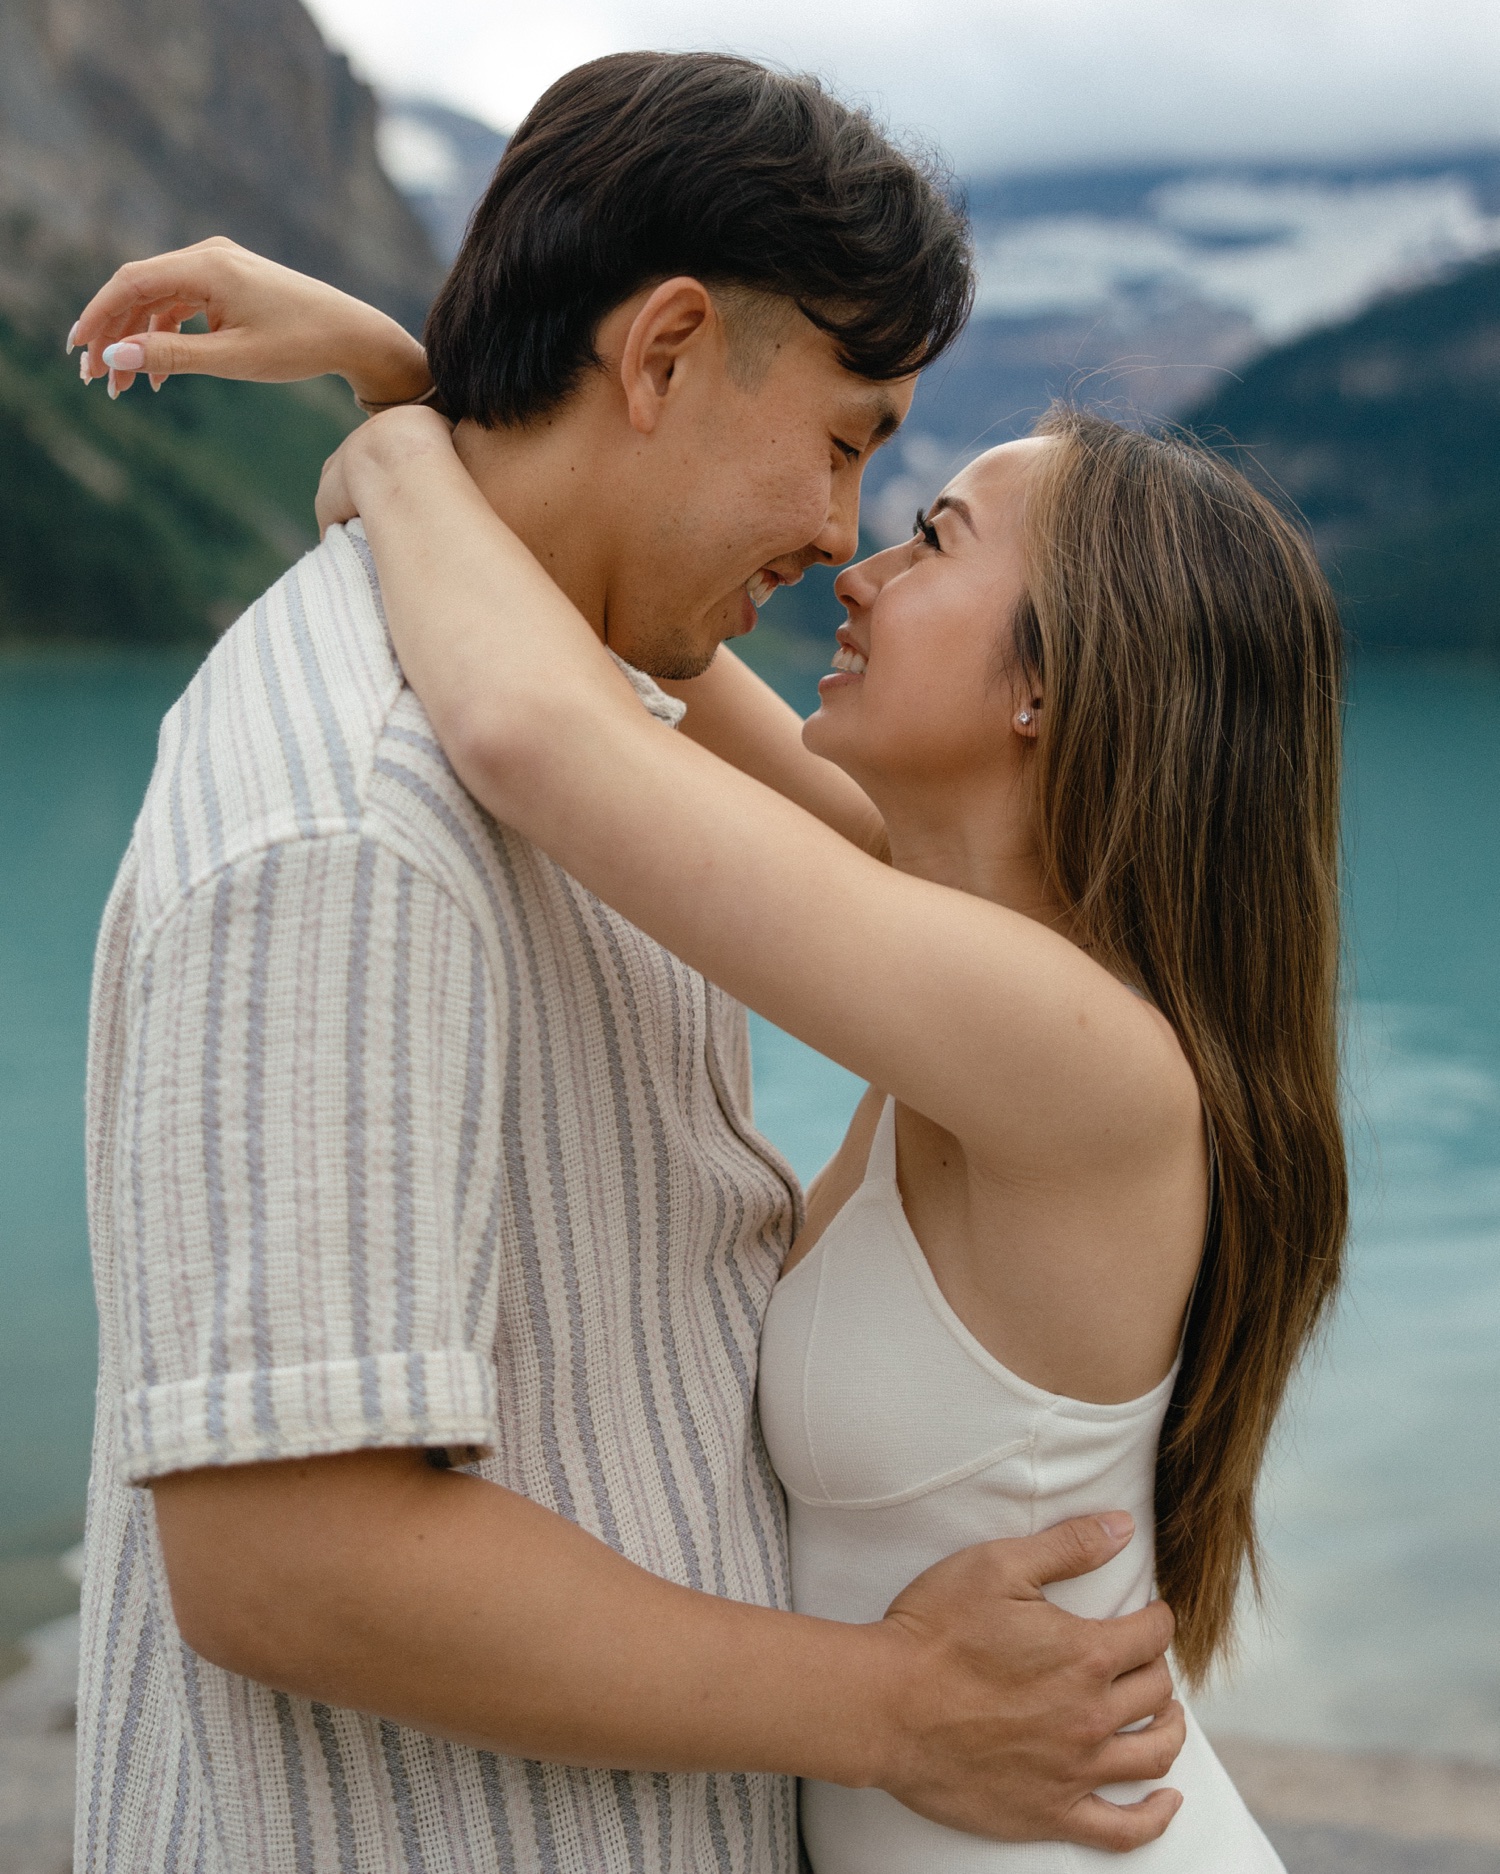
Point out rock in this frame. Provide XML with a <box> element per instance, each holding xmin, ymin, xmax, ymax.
<box><xmin>0</xmin><ymin>0</ymin><xmax>441</xmax><ymax>328</ymax></box>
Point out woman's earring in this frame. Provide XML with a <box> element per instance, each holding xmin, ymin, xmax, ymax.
<box><xmin>1017</xmin><ymin>710</ymin><xmax>1033</xmax><ymax>726</ymax></box>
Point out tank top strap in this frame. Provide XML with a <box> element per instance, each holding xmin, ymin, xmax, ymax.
<box><xmin>864</xmin><ymin>1095</ymin><xmax>901</xmax><ymax>1191</ymax></box>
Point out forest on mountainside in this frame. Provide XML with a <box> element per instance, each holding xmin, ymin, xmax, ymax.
<box><xmin>0</xmin><ymin>316</ymin><xmax>358</xmax><ymax>643</ymax></box>
<box><xmin>1183</xmin><ymin>253</ymin><xmax>1500</xmax><ymax>653</ymax></box>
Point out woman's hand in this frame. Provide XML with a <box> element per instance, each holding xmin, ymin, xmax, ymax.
<box><xmin>315</xmin><ymin>404</ymin><xmax>458</xmax><ymax>539</ymax></box>
<box><xmin>67</xmin><ymin>237</ymin><xmax>433</xmax><ymax>408</ymax></box>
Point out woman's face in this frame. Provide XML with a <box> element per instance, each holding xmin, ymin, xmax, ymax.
<box><xmin>802</xmin><ymin>438</ymin><xmax>1051</xmax><ymax>799</ymax></box>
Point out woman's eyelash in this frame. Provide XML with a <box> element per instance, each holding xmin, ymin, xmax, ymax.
<box><xmin>913</xmin><ymin>509</ymin><xmax>940</xmax><ymax>549</ymax></box>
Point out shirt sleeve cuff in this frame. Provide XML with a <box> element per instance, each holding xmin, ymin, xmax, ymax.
<box><xmin>116</xmin><ymin>1348</ymin><xmax>499</xmax><ymax>1484</ymax></box>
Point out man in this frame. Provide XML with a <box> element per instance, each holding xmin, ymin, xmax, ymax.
<box><xmin>77</xmin><ymin>51</ymin><xmax>1183</xmax><ymax>1873</ymax></box>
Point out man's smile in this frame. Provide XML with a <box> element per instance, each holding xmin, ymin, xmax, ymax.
<box><xmin>746</xmin><ymin>568</ymin><xmax>781</xmax><ymax>609</ymax></box>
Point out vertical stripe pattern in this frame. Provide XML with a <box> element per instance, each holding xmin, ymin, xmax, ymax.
<box><xmin>80</xmin><ymin>524</ymin><xmax>800</xmax><ymax>1873</ymax></box>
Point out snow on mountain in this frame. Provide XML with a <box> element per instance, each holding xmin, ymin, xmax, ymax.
<box><xmin>377</xmin><ymin>100</ymin><xmax>508</xmax><ymax>262</ymax></box>
<box><xmin>974</xmin><ymin>173</ymin><xmax>1500</xmax><ymax>342</ymax></box>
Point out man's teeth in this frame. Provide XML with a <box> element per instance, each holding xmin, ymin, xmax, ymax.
<box><xmin>746</xmin><ymin>571</ymin><xmax>777</xmax><ymax>609</ymax></box>
<box><xmin>831</xmin><ymin>644</ymin><xmax>867</xmax><ymax>676</ymax></box>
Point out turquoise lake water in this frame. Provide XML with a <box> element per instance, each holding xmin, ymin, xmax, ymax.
<box><xmin>1</xmin><ymin>649</ymin><xmax>1497</xmax><ymax>1756</ymax></box>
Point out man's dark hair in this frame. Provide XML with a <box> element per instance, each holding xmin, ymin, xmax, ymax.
<box><xmin>424</xmin><ymin>51</ymin><xmax>973</xmax><ymax>426</ymax></box>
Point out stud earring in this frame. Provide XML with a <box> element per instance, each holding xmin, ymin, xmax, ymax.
<box><xmin>1017</xmin><ymin>710</ymin><xmax>1033</xmax><ymax>726</ymax></box>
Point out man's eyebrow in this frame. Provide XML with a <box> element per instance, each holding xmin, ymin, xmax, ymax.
<box><xmin>928</xmin><ymin>494</ymin><xmax>978</xmax><ymax>535</ymax></box>
<box><xmin>868</xmin><ymin>398</ymin><xmax>903</xmax><ymax>446</ymax></box>
<box><xmin>844</xmin><ymin>394</ymin><xmax>904</xmax><ymax>448</ymax></box>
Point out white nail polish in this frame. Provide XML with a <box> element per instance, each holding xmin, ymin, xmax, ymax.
<box><xmin>107</xmin><ymin>372</ymin><xmax>119</xmax><ymax>401</ymax></box>
<box><xmin>66</xmin><ymin>321</ymin><xmax>80</xmax><ymax>355</ymax></box>
<box><xmin>79</xmin><ymin>352</ymin><xmax>91</xmax><ymax>384</ymax></box>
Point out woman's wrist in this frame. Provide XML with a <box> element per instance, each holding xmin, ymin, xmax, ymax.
<box><xmin>760</xmin><ymin>1612</ymin><xmax>922</xmax><ymax>1791</ymax></box>
<box><xmin>330</xmin><ymin>303</ymin><xmax>433</xmax><ymax>410</ymax></box>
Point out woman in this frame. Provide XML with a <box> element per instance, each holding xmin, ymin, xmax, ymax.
<box><xmin>321</xmin><ymin>404</ymin><xmax>1347</xmax><ymax>1874</ymax></box>
<box><xmin>75</xmin><ymin>262</ymin><xmax>1346</xmax><ymax>1869</ymax></box>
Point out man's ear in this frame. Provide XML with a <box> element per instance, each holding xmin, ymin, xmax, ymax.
<box><xmin>617</xmin><ymin>278</ymin><xmax>717</xmax><ymax>436</ymax></box>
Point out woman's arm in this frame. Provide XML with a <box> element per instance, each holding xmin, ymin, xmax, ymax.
<box><xmin>69</xmin><ymin>238</ymin><xmax>431</xmax><ymax>407</ymax></box>
<box><xmin>335</xmin><ymin>412</ymin><xmax>1190</xmax><ymax>1178</ymax></box>
<box><xmin>661</xmin><ymin>650</ymin><xmax>889</xmax><ymax>857</ymax></box>
<box><xmin>70</xmin><ymin>244</ymin><xmax>884</xmax><ymax>843</ymax></box>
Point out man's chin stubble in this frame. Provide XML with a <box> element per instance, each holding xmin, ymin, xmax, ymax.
<box><xmin>626</xmin><ymin>627</ymin><xmax>727</xmax><ymax>684</ymax></box>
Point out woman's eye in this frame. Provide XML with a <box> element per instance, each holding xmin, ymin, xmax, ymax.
<box><xmin>913</xmin><ymin>509</ymin><xmax>941</xmax><ymax>550</ymax></box>
<box><xmin>834</xmin><ymin>438</ymin><xmax>860</xmax><ymax>464</ymax></box>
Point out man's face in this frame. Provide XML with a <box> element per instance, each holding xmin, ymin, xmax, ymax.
<box><xmin>601</xmin><ymin>309</ymin><xmax>914</xmax><ymax>679</ymax></box>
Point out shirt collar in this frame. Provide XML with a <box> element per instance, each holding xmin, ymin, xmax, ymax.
<box><xmin>608</xmin><ymin>651</ymin><xmax>687</xmax><ymax>729</ymax></box>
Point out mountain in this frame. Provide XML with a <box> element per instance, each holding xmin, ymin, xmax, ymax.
<box><xmin>377</xmin><ymin>100</ymin><xmax>508</xmax><ymax>265</ymax></box>
<box><xmin>746</xmin><ymin>155</ymin><xmax>1500</xmax><ymax>660</ymax></box>
<box><xmin>750</xmin><ymin>214</ymin><xmax>1500</xmax><ymax>669</ymax></box>
<box><xmin>367</xmin><ymin>113</ymin><xmax>1500</xmax><ymax>564</ymax></box>
<box><xmin>0</xmin><ymin>0</ymin><xmax>440</xmax><ymax>330</ymax></box>
<box><xmin>1181</xmin><ymin>253</ymin><xmax>1500</xmax><ymax>653</ymax></box>
<box><xmin>5</xmin><ymin>25</ymin><xmax>1496</xmax><ymax>654</ymax></box>
<box><xmin>0</xmin><ymin>0</ymin><xmax>447</xmax><ymax>644</ymax></box>
<box><xmin>862</xmin><ymin>150</ymin><xmax>1500</xmax><ymax>544</ymax></box>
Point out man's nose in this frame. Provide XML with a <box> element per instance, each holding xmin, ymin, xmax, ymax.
<box><xmin>812</xmin><ymin>476</ymin><xmax>861</xmax><ymax>569</ymax></box>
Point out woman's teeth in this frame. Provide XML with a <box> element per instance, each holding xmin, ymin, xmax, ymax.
<box><xmin>746</xmin><ymin>570</ymin><xmax>777</xmax><ymax>609</ymax></box>
<box><xmin>831</xmin><ymin>644</ymin><xmax>867</xmax><ymax>676</ymax></box>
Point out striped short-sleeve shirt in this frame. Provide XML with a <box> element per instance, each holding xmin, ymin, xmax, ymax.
<box><xmin>79</xmin><ymin>523</ymin><xmax>803</xmax><ymax>1874</ymax></box>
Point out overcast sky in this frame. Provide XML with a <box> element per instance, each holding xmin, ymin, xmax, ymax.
<box><xmin>304</xmin><ymin>0</ymin><xmax>1500</xmax><ymax>174</ymax></box>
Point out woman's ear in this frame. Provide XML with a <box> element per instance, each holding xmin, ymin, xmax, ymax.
<box><xmin>617</xmin><ymin>278</ymin><xmax>716</xmax><ymax>435</ymax></box>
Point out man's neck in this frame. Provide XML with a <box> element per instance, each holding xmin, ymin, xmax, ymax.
<box><xmin>452</xmin><ymin>416</ymin><xmax>615</xmax><ymax>642</ymax></box>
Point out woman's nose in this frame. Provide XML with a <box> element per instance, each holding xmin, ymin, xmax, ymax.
<box><xmin>834</xmin><ymin>540</ymin><xmax>901</xmax><ymax>611</ymax></box>
<box><xmin>834</xmin><ymin>562</ymin><xmax>873</xmax><ymax>613</ymax></box>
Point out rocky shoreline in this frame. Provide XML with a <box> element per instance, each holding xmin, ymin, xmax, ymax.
<box><xmin>0</xmin><ymin>1618</ymin><xmax>76</xmax><ymax>1874</ymax></box>
<box><xmin>3</xmin><ymin>1612</ymin><xmax>1498</xmax><ymax>1874</ymax></box>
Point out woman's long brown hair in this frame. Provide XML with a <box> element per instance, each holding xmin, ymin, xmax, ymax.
<box><xmin>1013</xmin><ymin>407</ymin><xmax>1349</xmax><ymax>1684</ymax></box>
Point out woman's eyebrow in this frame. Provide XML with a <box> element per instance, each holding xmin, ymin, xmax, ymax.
<box><xmin>928</xmin><ymin>494</ymin><xmax>978</xmax><ymax>535</ymax></box>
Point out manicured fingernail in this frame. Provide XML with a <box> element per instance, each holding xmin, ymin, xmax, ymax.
<box><xmin>1096</xmin><ymin>1513</ymin><xmax>1134</xmax><ymax>1542</ymax></box>
<box><xmin>66</xmin><ymin>321</ymin><xmax>81</xmax><ymax>355</ymax></box>
<box><xmin>79</xmin><ymin>351</ymin><xmax>92</xmax><ymax>383</ymax></box>
<box><xmin>103</xmin><ymin>341</ymin><xmax>145</xmax><ymax>370</ymax></box>
<box><xmin>149</xmin><ymin>374</ymin><xmax>163</xmax><ymax>393</ymax></box>
<box><xmin>107</xmin><ymin>371</ymin><xmax>120</xmax><ymax>400</ymax></box>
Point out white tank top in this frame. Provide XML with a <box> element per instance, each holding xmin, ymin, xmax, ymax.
<box><xmin>758</xmin><ymin>1098</ymin><xmax>1284</xmax><ymax>1872</ymax></box>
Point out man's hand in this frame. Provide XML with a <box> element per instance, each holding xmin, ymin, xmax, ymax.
<box><xmin>67</xmin><ymin>238</ymin><xmax>432</xmax><ymax>407</ymax></box>
<box><xmin>873</xmin><ymin>1514</ymin><xmax>1184</xmax><ymax>1851</ymax></box>
<box><xmin>150</xmin><ymin>1450</ymin><xmax>1182</xmax><ymax>1853</ymax></box>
